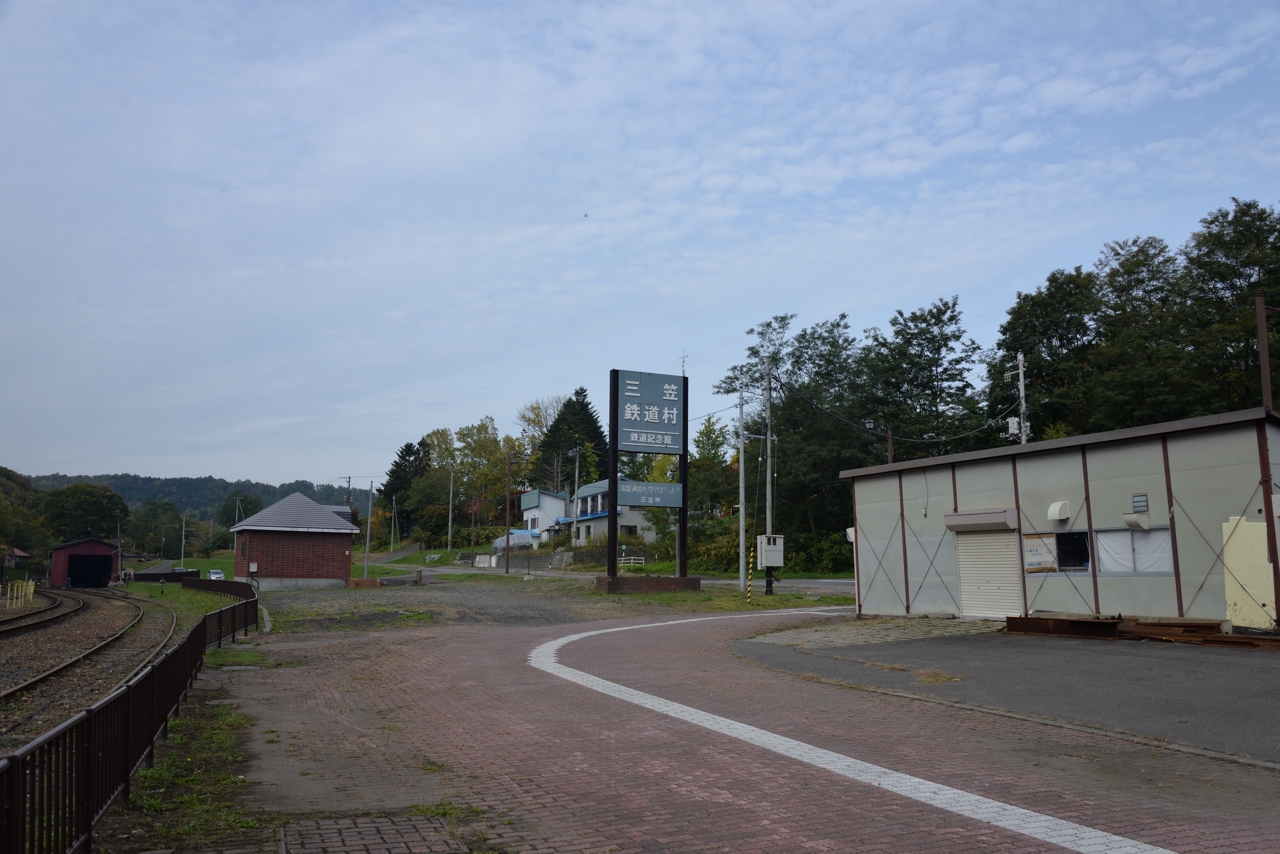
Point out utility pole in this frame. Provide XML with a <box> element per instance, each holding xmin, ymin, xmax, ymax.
<box><xmin>363</xmin><ymin>481</ymin><xmax>373</xmax><ymax>579</ymax></box>
<box><xmin>569</xmin><ymin>447</ymin><xmax>581</xmax><ymax>545</ymax></box>
<box><xmin>765</xmin><ymin>356</ymin><xmax>773</xmax><ymax>537</ymax></box>
<box><xmin>447</xmin><ymin>468</ymin><xmax>454</xmax><ymax>552</ymax></box>
<box><xmin>391</xmin><ymin>494</ymin><xmax>398</xmax><ymax>554</ymax></box>
<box><xmin>505</xmin><ymin>454</ymin><xmax>512</xmax><ymax>575</ymax></box>
<box><xmin>1018</xmin><ymin>351</ymin><xmax>1029</xmax><ymax>444</ymax></box>
<box><xmin>765</xmin><ymin>357</ymin><xmax>775</xmax><ymax>596</ymax></box>
<box><xmin>345</xmin><ymin>476</ymin><xmax>352</xmax><ymax>505</ymax></box>
<box><xmin>738</xmin><ymin>388</ymin><xmax>746</xmax><ymax>593</ymax></box>
<box><xmin>1258</xmin><ymin>290</ymin><xmax>1274</xmax><ymax>411</ymax></box>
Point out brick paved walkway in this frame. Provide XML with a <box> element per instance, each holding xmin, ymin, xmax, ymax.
<box><xmin>220</xmin><ymin>610</ymin><xmax>1279</xmax><ymax>853</ymax></box>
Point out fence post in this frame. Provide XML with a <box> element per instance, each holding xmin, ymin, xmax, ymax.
<box><xmin>123</xmin><ymin>679</ymin><xmax>132</xmax><ymax>807</ymax></box>
<box><xmin>217</xmin><ymin>609</ymin><xmax>223</xmax><ymax>649</ymax></box>
<box><xmin>78</xmin><ymin>716</ymin><xmax>93</xmax><ymax>854</ymax></box>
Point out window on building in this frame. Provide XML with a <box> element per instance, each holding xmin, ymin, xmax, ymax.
<box><xmin>240</xmin><ymin>539</ymin><xmax>247</xmax><ymax>556</ymax></box>
<box><xmin>585</xmin><ymin>525</ymin><xmax>593</xmax><ymax>541</ymax></box>
<box><xmin>529</xmin><ymin>517</ymin><xmax>538</xmax><ymax>530</ymax></box>
<box><xmin>621</xmin><ymin>525</ymin><xmax>638</xmax><ymax>536</ymax></box>
<box><xmin>1132</xmin><ymin>494</ymin><xmax>1149</xmax><ymax>513</ymax></box>
<box><xmin>1096</xmin><ymin>528</ymin><xmax>1173</xmax><ymax>574</ymax></box>
<box><xmin>1022</xmin><ymin>531</ymin><xmax>1091</xmax><ymax>572</ymax></box>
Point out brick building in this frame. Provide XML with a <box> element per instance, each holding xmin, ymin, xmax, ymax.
<box><xmin>230</xmin><ymin>493</ymin><xmax>359</xmax><ymax>590</ymax></box>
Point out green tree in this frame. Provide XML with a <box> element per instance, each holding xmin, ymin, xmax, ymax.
<box><xmin>692</xmin><ymin>415</ymin><xmax>730</xmax><ymax>464</ymax></box>
<box><xmin>860</xmin><ymin>296</ymin><xmax>987</xmax><ymax>457</ymax></box>
<box><xmin>985</xmin><ymin>267</ymin><xmax>1102</xmax><ymax>438</ymax></box>
<box><xmin>44</xmin><ymin>484</ymin><xmax>129</xmax><ymax>542</ymax></box>
<box><xmin>380</xmin><ymin>440</ymin><xmax>432</xmax><ymax>535</ymax></box>
<box><xmin>126</xmin><ymin>501</ymin><xmax>183</xmax><ymax>557</ymax></box>
<box><xmin>529</xmin><ymin>388</ymin><xmax>607</xmax><ymax>491</ymax></box>
<box><xmin>0</xmin><ymin>467</ymin><xmax>48</xmax><ymax>562</ymax></box>
<box><xmin>217</xmin><ymin>490</ymin><xmax>263</xmax><ymax>529</ymax></box>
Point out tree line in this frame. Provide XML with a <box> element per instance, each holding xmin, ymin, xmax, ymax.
<box><xmin>370</xmin><ymin>199</ymin><xmax>1280</xmax><ymax>572</ymax></box>
<box><xmin>0</xmin><ymin>468</ymin><xmax>368</xmax><ymax>569</ymax></box>
<box><xmin>712</xmin><ymin>198</ymin><xmax>1280</xmax><ymax>573</ymax></box>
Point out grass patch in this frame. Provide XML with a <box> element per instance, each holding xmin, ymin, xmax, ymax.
<box><xmin>204</xmin><ymin>646</ymin><xmax>292</xmax><ymax>669</ymax></box>
<box><xmin>121</xmin><ymin>581</ymin><xmax>240</xmax><ymax>637</ymax></box>
<box><xmin>439</xmin><ymin>573</ymin><xmax>524</xmax><ymax>583</ymax></box>
<box><xmin>269</xmin><ymin>603</ymin><xmax>435</xmax><ymax>633</ymax></box>
<box><xmin>349</xmin><ymin>564</ymin><xmax>412</xmax><ymax>578</ymax></box>
<box><xmin>93</xmin><ymin>688</ymin><xmax>280</xmax><ymax>853</ymax></box>
<box><xmin>406</xmin><ymin>799</ymin><xmax>484</xmax><ymax>819</ymax></box>
<box><xmin>391</xmin><ymin>549</ymin><xmax>460</xmax><ymax>565</ymax></box>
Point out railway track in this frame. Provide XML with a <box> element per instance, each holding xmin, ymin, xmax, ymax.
<box><xmin>0</xmin><ymin>589</ymin><xmax>178</xmax><ymax>750</ymax></box>
<box><xmin>0</xmin><ymin>589</ymin><xmax>86</xmax><ymax>633</ymax></box>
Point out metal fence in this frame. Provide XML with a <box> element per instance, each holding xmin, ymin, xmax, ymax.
<box><xmin>0</xmin><ymin>581</ymin><xmax>258</xmax><ymax>853</ymax></box>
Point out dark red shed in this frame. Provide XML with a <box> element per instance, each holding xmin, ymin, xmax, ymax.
<box><xmin>50</xmin><ymin>537</ymin><xmax>119</xmax><ymax>588</ymax></box>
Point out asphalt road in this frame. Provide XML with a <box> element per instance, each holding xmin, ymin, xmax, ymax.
<box><xmin>735</xmin><ymin>630</ymin><xmax>1280</xmax><ymax>764</ymax></box>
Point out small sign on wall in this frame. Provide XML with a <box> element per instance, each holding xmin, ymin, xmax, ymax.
<box><xmin>1022</xmin><ymin>534</ymin><xmax>1057</xmax><ymax>572</ymax></box>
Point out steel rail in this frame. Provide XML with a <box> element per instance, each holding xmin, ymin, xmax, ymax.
<box><xmin>0</xmin><ymin>590</ymin><xmax>61</xmax><ymax>625</ymax></box>
<box><xmin>108</xmin><ymin>595</ymin><xmax>177</xmax><ymax>691</ymax></box>
<box><xmin>0</xmin><ymin>592</ymin><xmax>145</xmax><ymax>701</ymax></box>
<box><xmin>0</xmin><ymin>589</ymin><xmax>85</xmax><ymax>635</ymax></box>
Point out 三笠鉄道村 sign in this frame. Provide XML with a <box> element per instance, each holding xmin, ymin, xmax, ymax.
<box><xmin>616</xmin><ymin>371</ymin><xmax>684</xmax><ymax>454</ymax></box>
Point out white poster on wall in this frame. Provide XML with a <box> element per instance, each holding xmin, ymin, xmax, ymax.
<box><xmin>1022</xmin><ymin>534</ymin><xmax>1057</xmax><ymax>572</ymax></box>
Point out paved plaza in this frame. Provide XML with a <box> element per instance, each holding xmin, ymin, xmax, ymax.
<box><xmin>198</xmin><ymin>597</ymin><xmax>1280</xmax><ymax>854</ymax></box>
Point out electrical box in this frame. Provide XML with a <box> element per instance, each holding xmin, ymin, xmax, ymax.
<box><xmin>249</xmin><ymin>562</ymin><xmax>258</xmax><ymax>573</ymax></box>
<box><xmin>757</xmin><ymin>534</ymin><xmax>784</xmax><ymax>568</ymax></box>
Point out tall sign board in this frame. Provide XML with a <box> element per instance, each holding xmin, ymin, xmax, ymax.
<box><xmin>608</xmin><ymin>370</ymin><xmax>688</xmax><ymax>577</ymax></box>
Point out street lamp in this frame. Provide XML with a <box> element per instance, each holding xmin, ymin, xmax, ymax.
<box><xmin>567</xmin><ymin>447</ymin><xmax>583</xmax><ymax>547</ymax></box>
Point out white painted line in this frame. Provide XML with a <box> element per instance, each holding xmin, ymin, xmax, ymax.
<box><xmin>529</xmin><ymin>611</ymin><xmax>1176</xmax><ymax>854</ymax></box>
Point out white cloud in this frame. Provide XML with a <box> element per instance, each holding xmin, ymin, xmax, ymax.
<box><xmin>1</xmin><ymin>0</ymin><xmax>1278</xmax><ymax>481</ymax></box>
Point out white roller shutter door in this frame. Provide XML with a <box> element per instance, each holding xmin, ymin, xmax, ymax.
<box><xmin>956</xmin><ymin>531</ymin><xmax>1023</xmax><ymax>619</ymax></box>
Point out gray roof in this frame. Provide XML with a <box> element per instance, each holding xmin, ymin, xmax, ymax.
<box><xmin>231</xmin><ymin>492</ymin><xmax>361</xmax><ymax>534</ymax></box>
<box><xmin>839</xmin><ymin>407</ymin><xmax>1278</xmax><ymax>480</ymax></box>
<box><xmin>321</xmin><ymin>505</ymin><xmax>355</xmax><ymax>522</ymax></box>
<box><xmin>574</xmin><ymin>477</ymin><xmax>638</xmax><ymax>500</ymax></box>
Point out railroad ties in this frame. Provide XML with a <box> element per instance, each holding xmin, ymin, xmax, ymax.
<box><xmin>0</xmin><ymin>590</ymin><xmax>178</xmax><ymax>752</ymax></box>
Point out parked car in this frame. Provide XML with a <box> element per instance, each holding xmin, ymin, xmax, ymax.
<box><xmin>207</xmin><ymin>569</ymin><xmax>225</xmax><ymax>581</ymax></box>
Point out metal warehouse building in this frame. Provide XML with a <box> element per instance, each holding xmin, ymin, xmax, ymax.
<box><xmin>840</xmin><ymin>408</ymin><xmax>1280</xmax><ymax>632</ymax></box>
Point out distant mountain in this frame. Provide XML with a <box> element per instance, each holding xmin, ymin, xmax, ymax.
<box><xmin>26</xmin><ymin>473</ymin><xmax>372</xmax><ymax>519</ymax></box>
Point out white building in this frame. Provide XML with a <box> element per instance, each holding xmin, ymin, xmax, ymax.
<box><xmin>521</xmin><ymin>489</ymin><xmax>566</xmax><ymax>542</ymax></box>
<box><xmin>563</xmin><ymin>477</ymin><xmax>659</xmax><ymax>546</ymax></box>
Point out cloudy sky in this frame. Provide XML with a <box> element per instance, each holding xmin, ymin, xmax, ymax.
<box><xmin>2</xmin><ymin>1</ymin><xmax>1278</xmax><ymax>486</ymax></box>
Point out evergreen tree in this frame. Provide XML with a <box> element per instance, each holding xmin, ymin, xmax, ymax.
<box><xmin>380</xmin><ymin>440</ymin><xmax>432</xmax><ymax>536</ymax></box>
<box><xmin>529</xmin><ymin>388</ymin><xmax>608</xmax><ymax>490</ymax></box>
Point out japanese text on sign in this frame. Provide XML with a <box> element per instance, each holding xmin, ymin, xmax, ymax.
<box><xmin>615</xmin><ymin>370</ymin><xmax>684</xmax><ymax>455</ymax></box>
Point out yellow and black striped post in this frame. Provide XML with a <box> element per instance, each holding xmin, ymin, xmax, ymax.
<box><xmin>747</xmin><ymin>545</ymin><xmax>754</xmax><ymax>605</ymax></box>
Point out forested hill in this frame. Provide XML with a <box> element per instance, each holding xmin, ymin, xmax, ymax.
<box><xmin>26</xmin><ymin>473</ymin><xmax>370</xmax><ymax>519</ymax></box>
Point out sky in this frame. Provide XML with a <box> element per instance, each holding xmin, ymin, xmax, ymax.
<box><xmin>2</xmin><ymin>1</ymin><xmax>1279</xmax><ymax>487</ymax></box>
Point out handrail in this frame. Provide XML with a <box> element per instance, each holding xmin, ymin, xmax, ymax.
<box><xmin>0</xmin><ymin>584</ymin><xmax>258</xmax><ymax>854</ymax></box>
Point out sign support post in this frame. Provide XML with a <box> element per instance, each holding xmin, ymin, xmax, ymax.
<box><xmin>601</xmin><ymin>368</ymin><xmax>698</xmax><ymax>593</ymax></box>
<box><xmin>678</xmin><ymin>374</ymin><xmax>689</xmax><ymax>577</ymax></box>
<box><xmin>608</xmin><ymin>369</ymin><xmax>620</xmax><ymax>579</ymax></box>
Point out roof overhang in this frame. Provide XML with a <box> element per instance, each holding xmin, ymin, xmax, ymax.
<box><xmin>230</xmin><ymin>526</ymin><xmax>357</xmax><ymax>534</ymax></box>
